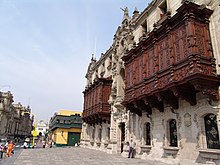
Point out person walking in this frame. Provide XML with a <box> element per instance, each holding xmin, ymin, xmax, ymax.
<box><xmin>7</xmin><ymin>141</ymin><xmax>14</xmax><ymax>157</ymax></box>
<box><xmin>0</xmin><ymin>144</ymin><xmax>4</xmax><ymax>159</ymax></box>
<box><xmin>128</xmin><ymin>139</ymin><xmax>136</xmax><ymax>158</ymax></box>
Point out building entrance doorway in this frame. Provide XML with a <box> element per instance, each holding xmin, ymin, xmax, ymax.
<box><xmin>67</xmin><ymin>132</ymin><xmax>80</xmax><ymax>146</ymax></box>
<box><xmin>119</xmin><ymin>123</ymin><xmax>125</xmax><ymax>153</ymax></box>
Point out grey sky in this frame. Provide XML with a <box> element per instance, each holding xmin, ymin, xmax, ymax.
<box><xmin>0</xmin><ymin>0</ymin><xmax>150</xmax><ymax>122</ymax></box>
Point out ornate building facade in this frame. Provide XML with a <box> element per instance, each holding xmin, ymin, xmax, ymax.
<box><xmin>81</xmin><ymin>0</ymin><xmax>220</xmax><ymax>164</ymax></box>
<box><xmin>0</xmin><ymin>91</ymin><xmax>33</xmax><ymax>141</ymax></box>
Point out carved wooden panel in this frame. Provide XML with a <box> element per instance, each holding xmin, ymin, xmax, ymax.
<box><xmin>127</xmin><ymin>63</ymin><xmax>134</xmax><ymax>88</ymax></box>
<box><xmin>145</xmin><ymin>48</ymin><xmax>154</xmax><ymax>78</ymax></box>
<box><xmin>122</xmin><ymin>2</ymin><xmax>220</xmax><ymax>114</ymax></box>
<box><xmin>195</xmin><ymin>22</ymin><xmax>205</xmax><ymax>56</ymax></box>
<box><xmin>135</xmin><ymin>56</ymin><xmax>143</xmax><ymax>84</ymax></box>
<box><xmin>172</xmin><ymin>25</ymin><xmax>187</xmax><ymax>62</ymax></box>
<box><xmin>158</xmin><ymin>36</ymin><xmax>170</xmax><ymax>70</ymax></box>
<box><xmin>83</xmin><ymin>78</ymin><xmax>112</xmax><ymax>123</ymax></box>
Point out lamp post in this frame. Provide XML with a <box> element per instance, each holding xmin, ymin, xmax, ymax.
<box><xmin>24</xmin><ymin>110</ymin><xmax>36</xmax><ymax>147</ymax></box>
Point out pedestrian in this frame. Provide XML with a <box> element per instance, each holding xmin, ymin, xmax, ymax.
<box><xmin>3</xmin><ymin>144</ymin><xmax>7</xmax><ymax>158</ymax></box>
<box><xmin>24</xmin><ymin>141</ymin><xmax>28</xmax><ymax>149</ymax></box>
<box><xmin>42</xmin><ymin>141</ymin><xmax>46</xmax><ymax>148</ymax></box>
<box><xmin>49</xmin><ymin>140</ymin><xmax>53</xmax><ymax>148</ymax></box>
<box><xmin>7</xmin><ymin>141</ymin><xmax>14</xmax><ymax>157</ymax></box>
<box><xmin>128</xmin><ymin>139</ymin><xmax>136</xmax><ymax>158</ymax></box>
<box><xmin>75</xmin><ymin>142</ymin><xmax>80</xmax><ymax>147</ymax></box>
<box><xmin>0</xmin><ymin>144</ymin><xmax>4</xmax><ymax>159</ymax></box>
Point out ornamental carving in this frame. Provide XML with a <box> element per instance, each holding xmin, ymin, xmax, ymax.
<box><xmin>184</xmin><ymin>113</ymin><xmax>192</xmax><ymax>127</ymax></box>
<box><xmin>83</xmin><ymin>77</ymin><xmax>112</xmax><ymax>124</ymax></box>
<box><xmin>122</xmin><ymin>2</ymin><xmax>220</xmax><ymax>115</ymax></box>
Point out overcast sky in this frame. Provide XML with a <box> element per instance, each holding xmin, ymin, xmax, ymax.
<box><xmin>0</xmin><ymin>0</ymin><xmax>150</xmax><ymax>122</ymax></box>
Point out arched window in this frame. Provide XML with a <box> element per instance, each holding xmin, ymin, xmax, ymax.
<box><xmin>98</xmin><ymin>127</ymin><xmax>102</xmax><ymax>141</ymax></box>
<box><xmin>169</xmin><ymin>119</ymin><xmax>177</xmax><ymax>147</ymax></box>
<box><xmin>92</xmin><ymin>128</ymin><xmax>95</xmax><ymax>140</ymax></box>
<box><xmin>119</xmin><ymin>123</ymin><xmax>125</xmax><ymax>153</ymax></box>
<box><xmin>107</xmin><ymin>127</ymin><xmax>110</xmax><ymax>140</ymax></box>
<box><xmin>204</xmin><ymin>113</ymin><xmax>220</xmax><ymax>149</ymax></box>
<box><xmin>145</xmin><ymin>122</ymin><xmax>151</xmax><ymax>145</ymax></box>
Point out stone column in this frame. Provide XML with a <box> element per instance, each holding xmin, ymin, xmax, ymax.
<box><xmin>110</xmin><ymin>112</ymin><xmax>116</xmax><ymax>141</ymax></box>
<box><xmin>166</xmin><ymin>0</ymin><xmax>171</xmax><ymax>13</ymax></box>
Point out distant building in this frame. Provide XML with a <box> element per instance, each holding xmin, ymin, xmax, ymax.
<box><xmin>36</xmin><ymin>120</ymin><xmax>49</xmax><ymax>137</ymax></box>
<box><xmin>0</xmin><ymin>91</ymin><xmax>33</xmax><ymax>141</ymax></box>
<box><xmin>49</xmin><ymin>110</ymin><xmax>82</xmax><ymax>147</ymax></box>
<box><xmin>0</xmin><ymin>91</ymin><xmax>14</xmax><ymax>139</ymax></box>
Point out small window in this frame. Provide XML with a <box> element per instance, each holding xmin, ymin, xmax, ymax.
<box><xmin>99</xmin><ymin>127</ymin><xmax>102</xmax><ymax>141</ymax></box>
<box><xmin>145</xmin><ymin>122</ymin><xmax>151</xmax><ymax>145</ymax></box>
<box><xmin>169</xmin><ymin>119</ymin><xmax>177</xmax><ymax>147</ymax></box>
<box><xmin>159</xmin><ymin>1</ymin><xmax>167</xmax><ymax>18</ymax></box>
<box><xmin>92</xmin><ymin>128</ymin><xmax>95</xmax><ymax>140</ymax></box>
<box><xmin>204</xmin><ymin>113</ymin><xmax>220</xmax><ymax>149</ymax></box>
<box><xmin>107</xmin><ymin>127</ymin><xmax>110</xmax><ymax>140</ymax></box>
<box><xmin>107</xmin><ymin>56</ymin><xmax>112</xmax><ymax>70</ymax></box>
<box><xmin>109</xmin><ymin>55</ymin><xmax>112</xmax><ymax>61</ymax></box>
<box><xmin>141</xmin><ymin>20</ymin><xmax>148</xmax><ymax>34</ymax></box>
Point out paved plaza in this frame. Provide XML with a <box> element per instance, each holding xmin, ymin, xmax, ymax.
<box><xmin>0</xmin><ymin>147</ymin><xmax>168</xmax><ymax>165</ymax></box>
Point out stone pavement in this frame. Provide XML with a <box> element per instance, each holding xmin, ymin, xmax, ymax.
<box><xmin>0</xmin><ymin>147</ymin><xmax>168</xmax><ymax>165</ymax></box>
<box><xmin>0</xmin><ymin>148</ymin><xmax>23</xmax><ymax>165</ymax></box>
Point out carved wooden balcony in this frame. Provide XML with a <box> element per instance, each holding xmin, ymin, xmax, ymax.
<box><xmin>122</xmin><ymin>2</ymin><xmax>220</xmax><ymax>115</ymax></box>
<box><xmin>83</xmin><ymin>77</ymin><xmax>112</xmax><ymax>124</ymax></box>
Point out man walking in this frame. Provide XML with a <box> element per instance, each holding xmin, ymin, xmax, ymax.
<box><xmin>128</xmin><ymin>139</ymin><xmax>136</xmax><ymax>158</ymax></box>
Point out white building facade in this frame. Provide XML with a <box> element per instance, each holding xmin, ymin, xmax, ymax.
<box><xmin>36</xmin><ymin>120</ymin><xmax>49</xmax><ymax>137</ymax></box>
<box><xmin>81</xmin><ymin>0</ymin><xmax>220</xmax><ymax>164</ymax></box>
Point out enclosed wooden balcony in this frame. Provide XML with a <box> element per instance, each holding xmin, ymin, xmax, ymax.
<box><xmin>122</xmin><ymin>2</ymin><xmax>220</xmax><ymax>116</ymax></box>
<box><xmin>83</xmin><ymin>77</ymin><xmax>112</xmax><ymax>124</ymax></box>
<box><xmin>49</xmin><ymin>114</ymin><xmax>82</xmax><ymax>131</ymax></box>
